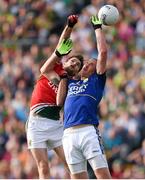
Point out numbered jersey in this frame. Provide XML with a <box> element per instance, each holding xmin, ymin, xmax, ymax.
<box><xmin>64</xmin><ymin>72</ymin><xmax>106</xmax><ymax>129</ymax></box>
<box><xmin>30</xmin><ymin>63</ymin><xmax>65</xmax><ymax>111</ymax></box>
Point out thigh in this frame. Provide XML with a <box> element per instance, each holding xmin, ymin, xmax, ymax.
<box><xmin>88</xmin><ymin>155</ymin><xmax>108</xmax><ymax>170</ymax></box>
<box><xmin>94</xmin><ymin>167</ymin><xmax>111</xmax><ymax>179</ymax></box>
<box><xmin>54</xmin><ymin>145</ymin><xmax>67</xmax><ymax>166</ymax></box>
<box><xmin>68</xmin><ymin>160</ymin><xmax>88</xmax><ymax>178</ymax></box>
<box><xmin>83</xmin><ymin>126</ymin><xmax>105</xmax><ymax>160</ymax></box>
<box><xmin>54</xmin><ymin>146</ymin><xmax>70</xmax><ymax>176</ymax></box>
<box><xmin>71</xmin><ymin>171</ymin><xmax>88</xmax><ymax>179</ymax></box>
<box><xmin>26</xmin><ymin>119</ymin><xmax>48</xmax><ymax>149</ymax></box>
<box><xmin>88</xmin><ymin>155</ymin><xmax>111</xmax><ymax>179</ymax></box>
<box><xmin>31</xmin><ymin>148</ymin><xmax>48</xmax><ymax>165</ymax></box>
<box><xmin>62</xmin><ymin>132</ymin><xmax>85</xmax><ymax>165</ymax></box>
<box><xmin>27</xmin><ymin>118</ymin><xmax>63</xmax><ymax>150</ymax></box>
<box><xmin>48</xmin><ymin>123</ymin><xmax>63</xmax><ymax>150</ymax></box>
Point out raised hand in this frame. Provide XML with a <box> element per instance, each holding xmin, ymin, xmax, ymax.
<box><xmin>91</xmin><ymin>15</ymin><xmax>102</xmax><ymax>29</ymax></box>
<box><xmin>55</xmin><ymin>38</ymin><xmax>73</xmax><ymax>57</ymax></box>
<box><xmin>67</xmin><ymin>15</ymin><xmax>78</xmax><ymax>28</ymax></box>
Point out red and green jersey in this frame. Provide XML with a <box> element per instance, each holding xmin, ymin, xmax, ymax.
<box><xmin>30</xmin><ymin>63</ymin><xmax>65</xmax><ymax>112</ymax></box>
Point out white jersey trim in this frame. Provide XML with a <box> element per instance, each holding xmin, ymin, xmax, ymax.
<box><xmin>30</xmin><ymin>103</ymin><xmax>56</xmax><ymax>112</ymax></box>
<box><xmin>68</xmin><ymin>94</ymin><xmax>97</xmax><ymax>101</ymax></box>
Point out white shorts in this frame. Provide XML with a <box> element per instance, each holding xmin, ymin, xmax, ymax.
<box><xmin>26</xmin><ymin>113</ymin><xmax>63</xmax><ymax>150</ymax></box>
<box><xmin>62</xmin><ymin>125</ymin><xmax>108</xmax><ymax>172</ymax></box>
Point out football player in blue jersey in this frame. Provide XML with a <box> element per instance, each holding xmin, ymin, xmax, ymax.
<box><xmin>57</xmin><ymin>15</ymin><xmax>111</xmax><ymax>179</ymax></box>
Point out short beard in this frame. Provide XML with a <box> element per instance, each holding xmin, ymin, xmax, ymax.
<box><xmin>66</xmin><ymin>69</ymin><xmax>75</xmax><ymax>77</ymax></box>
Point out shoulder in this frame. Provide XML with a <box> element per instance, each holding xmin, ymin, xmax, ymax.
<box><xmin>54</xmin><ymin>62</ymin><xmax>66</xmax><ymax>75</ymax></box>
<box><xmin>90</xmin><ymin>72</ymin><xmax>106</xmax><ymax>85</ymax></box>
<box><xmin>92</xmin><ymin>71</ymin><xmax>106</xmax><ymax>78</ymax></box>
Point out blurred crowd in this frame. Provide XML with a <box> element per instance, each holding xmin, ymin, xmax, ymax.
<box><xmin>0</xmin><ymin>0</ymin><xmax>145</xmax><ymax>179</ymax></box>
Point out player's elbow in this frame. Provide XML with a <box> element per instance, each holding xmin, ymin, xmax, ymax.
<box><xmin>101</xmin><ymin>49</ymin><xmax>107</xmax><ymax>56</ymax></box>
<box><xmin>56</xmin><ymin>101</ymin><xmax>63</xmax><ymax>107</ymax></box>
<box><xmin>56</xmin><ymin>98</ymin><xmax>64</xmax><ymax>107</ymax></box>
<box><xmin>40</xmin><ymin>67</ymin><xmax>44</xmax><ymax>74</ymax></box>
<box><xmin>40</xmin><ymin>66</ymin><xmax>50</xmax><ymax>74</ymax></box>
<box><xmin>100</xmin><ymin>50</ymin><xmax>107</xmax><ymax>60</ymax></box>
<box><xmin>40</xmin><ymin>64</ymin><xmax>48</xmax><ymax>74</ymax></box>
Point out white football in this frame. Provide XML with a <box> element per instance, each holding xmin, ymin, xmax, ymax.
<box><xmin>98</xmin><ymin>5</ymin><xmax>119</xmax><ymax>26</ymax></box>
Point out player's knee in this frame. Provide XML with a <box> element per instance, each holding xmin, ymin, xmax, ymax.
<box><xmin>38</xmin><ymin>160</ymin><xmax>49</xmax><ymax>175</ymax></box>
<box><xmin>88</xmin><ymin>155</ymin><xmax>111</xmax><ymax>179</ymax></box>
<box><xmin>94</xmin><ymin>168</ymin><xmax>111</xmax><ymax>179</ymax></box>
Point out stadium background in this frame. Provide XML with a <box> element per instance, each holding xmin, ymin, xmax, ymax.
<box><xmin>0</xmin><ymin>0</ymin><xmax>145</xmax><ymax>178</ymax></box>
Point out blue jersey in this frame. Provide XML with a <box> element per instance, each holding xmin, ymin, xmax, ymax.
<box><xmin>63</xmin><ymin>72</ymin><xmax>106</xmax><ymax>129</ymax></box>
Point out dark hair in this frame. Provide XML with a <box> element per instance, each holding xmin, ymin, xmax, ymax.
<box><xmin>68</xmin><ymin>54</ymin><xmax>84</xmax><ymax>71</ymax></box>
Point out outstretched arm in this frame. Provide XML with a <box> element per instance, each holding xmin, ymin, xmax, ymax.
<box><xmin>40</xmin><ymin>15</ymin><xmax>78</xmax><ymax>74</ymax></box>
<box><xmin>57</xmin><ymin>15</ymin><xmax>78</xmax><ymax>48</ymax></box>
<box><xmin>91</xmin><ymin>16</ymin><xmax>107</xmax><ymax>74</ymax></box>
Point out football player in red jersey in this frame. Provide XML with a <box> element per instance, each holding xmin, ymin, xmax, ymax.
<box><xmin>26</xmin><ymin>15</ymin><xmax>83</xmax><ymax>179</ymax></box>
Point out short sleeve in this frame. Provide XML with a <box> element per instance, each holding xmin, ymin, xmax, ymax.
<box><xmin>96</xmin><ymin>72</ymin><xmax>106</xmax><ymax>89</ymax></box>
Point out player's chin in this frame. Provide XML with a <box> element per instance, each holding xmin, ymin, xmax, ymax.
<box><xmin>81</xmin><ymin>70</ymin><xmax>89</xmax><ymax>77</ymax></box>
<box><xmin>66</xmin><ymin>68</ymin><xmax>75</xmax><ymax>76</ymax></box>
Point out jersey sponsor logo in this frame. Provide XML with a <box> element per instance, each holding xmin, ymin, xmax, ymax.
<box><xmin>48</xmin><ymin>81</ymin><xmax>58</xmax><ymax>93</ymax></box>
<box><xmin>68</xmin><ymin>82</ymin><xmax>88</xmax><ymax>95</ymax></box>
<box><xmin>92</xmin><ymin>150</ymin><xmax>100</xmax><ymax>153</ymax></box>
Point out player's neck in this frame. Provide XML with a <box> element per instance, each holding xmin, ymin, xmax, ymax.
<box><xmin>81</xmin><ymin>75</ymin><xmax>89</xmax><ymax>80</ymax></box>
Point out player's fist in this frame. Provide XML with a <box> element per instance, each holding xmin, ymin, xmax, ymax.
<box><xmin>67</xmin><ymin>15</ymin><xmax>78</xmax><ymax>28</ymax></box>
